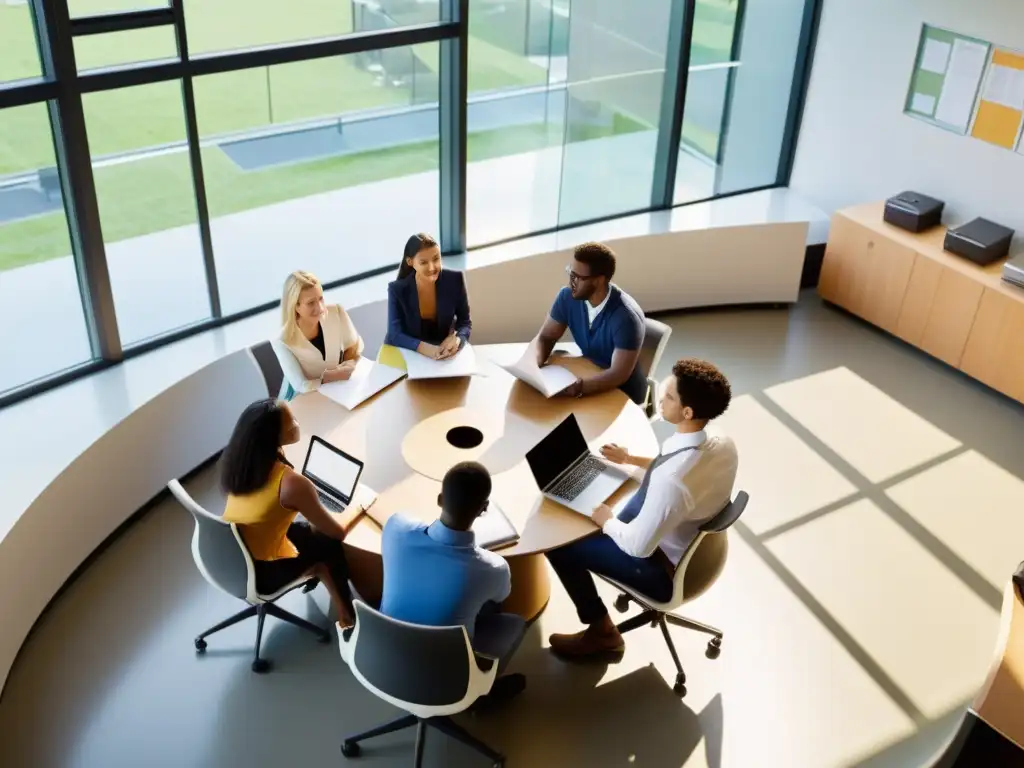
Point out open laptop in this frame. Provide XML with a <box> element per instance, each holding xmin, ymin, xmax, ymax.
<box><xmin>525</xmin><ymin>414</ymin><xmax>629</xmax><ymax>515</ymax></box>
<box><xmin>301</xmin><ymin>435</ymin><xmax>364</xmax><ymax>513</ymax></box>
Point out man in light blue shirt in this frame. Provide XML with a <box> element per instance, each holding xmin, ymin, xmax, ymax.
<box><xmin>381</xmin><ymin>462</ymin><xmax>526</xmax><ymax>703</ymax></box>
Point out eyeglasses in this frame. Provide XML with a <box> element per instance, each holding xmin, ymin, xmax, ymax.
<box><xmin>565</xmin><ymin>265</ymin><xmax>595</xmax><ymax>282</ymax></box>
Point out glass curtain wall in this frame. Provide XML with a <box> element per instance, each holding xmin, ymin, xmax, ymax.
<box><xmin>0</xmin><ymin>0</ymin><xmax>818</xmax><ymax>404</ymax></box>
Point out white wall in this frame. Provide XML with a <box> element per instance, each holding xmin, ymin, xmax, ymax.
<box><xmin>791</xmin><ymin>0</ymin><xmax>1024</xmax><ymax>238</ymax></box>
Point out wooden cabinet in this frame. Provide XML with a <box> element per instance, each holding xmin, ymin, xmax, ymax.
<box><xmin>820</xmin><ymin>202</ymin><xmax>1024</xmax><ymax>406</ymax></box>
<box><xmin>819</xmin><ymin>214</ymin><xmax>915</xmax><ymax>332</ymax></box>
<box><xmin>961</xmin><ymin>290</ymin><xmax>1024</xmax><ymax>402</ymax></box>
<box><xmin>918</xmin><ymin>268</ymin><xmax>984</xmax><ymax>367</ymax></box>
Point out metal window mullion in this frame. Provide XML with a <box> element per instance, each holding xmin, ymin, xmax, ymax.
<box><xmin>31</xmin><ymin>0</ymin><xmax>122</xmax><ymax>361</ymax></box>
<box><xmin>171</xmin><ymin>0</ymin><xmax>221</xmax><ymax>319</ymax></box>
<box><xmin>776</xmin><ymin>0</ymin><xmax>823</xmax><ymax>186</ymax></box>
<box><xmin>70</xmin><ymin>7</ymin><xmax>176</xmax><ymax>36</ymax></box>
<box><xmin>650</xmin><ymin>0</ymin><xmax>696</xmax><ymax>210</ymax></box>
<box><xmin>438</xmin><ymin>0</ymin><xmax>468</xmax><ymax>254</ymax></box>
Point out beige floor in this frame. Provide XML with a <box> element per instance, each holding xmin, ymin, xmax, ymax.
<box><xmin>1</xmin><ymin>294</ymin><xmax>1022</xmax><ymax>768</ymax></box>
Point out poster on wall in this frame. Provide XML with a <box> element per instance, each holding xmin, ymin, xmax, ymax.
<box><xmin>905</xmin><ymin>25</ymin><xmax>991</xmax><ymax>134</ymax></box>
<box><xmin>970</xmin><ymin>48</ymin><xmax>1024</xmax><ymax>150</ymax></box>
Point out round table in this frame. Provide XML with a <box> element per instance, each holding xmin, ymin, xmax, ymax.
<box><xmin>285</xmin><ymin>343</ymin><xmax>658</xmax><ymax>621</ymax></box>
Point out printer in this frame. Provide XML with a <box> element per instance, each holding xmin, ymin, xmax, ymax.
<box><xmin>944</xmin><ymin>218</ymin><xmax>1014</xmax><ymax>267</ymax></box>
<box><xmin>883</xmin><ymin>191</ymin><xmax>944</xmax><ymax>232</ymax></box>
<box><xmin>1003</xmin><ymin>255</ymin><xmax>1024</xmax><ymax>290</ymax></box>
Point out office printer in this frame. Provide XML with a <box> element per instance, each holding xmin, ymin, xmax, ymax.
<box><xmin>945</xmin><ymin>218</ymin><xmax>1014</xmax><ymax>267</ymax></box>
<box><xmin>883</xmin><ymin>191</ymin><xmax>944</xmax><ymax>233</ymax></box>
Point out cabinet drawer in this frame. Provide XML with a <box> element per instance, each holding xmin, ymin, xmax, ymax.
<box><xmin>918</xmin><ymin>268</ymin><xmax>985</xmax><ymax>367</ymax></box>
<box><xmin>895</xmin><ymin>255</ymin><xmax>943</xmax><ymax>345</ymax></box>
<box><xmin>961</xmin><ymin>289</ymin><xmax>1024</xmax><ymax>402</ymax></box>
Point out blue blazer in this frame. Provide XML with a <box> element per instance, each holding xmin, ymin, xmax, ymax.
<box><xmin>385</xmin><ymin>269</ymin><xmax>472</xmax><ymax>352</ymax></box>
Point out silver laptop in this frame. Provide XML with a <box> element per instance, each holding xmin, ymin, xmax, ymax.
<box><xmin>301</xmin><ymin>436</ymin><xmax>364</xmax><ymax>513</ymax></box>
<box><xmin>525</xmin><ymin>414</ymin><xmax>628</xmax><ymax>515</ymax></box>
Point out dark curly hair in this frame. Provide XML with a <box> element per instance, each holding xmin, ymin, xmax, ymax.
<box><xmin>573</xmin><ymin>242</ymin><xmax>617</xmax><ymax>280</ymax></box>
<box><xmin>672</xmin><ymin>359</ymin><xmax>731</xmax><ymax>422</ymax></box>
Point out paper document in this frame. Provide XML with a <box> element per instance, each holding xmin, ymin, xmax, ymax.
<box><xmin>318</xmin><ymin>358</ymin><xmax>405</xmax><ymax>410</ymax></box>
<box><xmin>500</xmin><ymin>354</ymin><xmax>578</xmax><ymax>398</ymax></box>
<box><xmin>400</xmin><ymin>343</ymin><xmax>479</xmax><ymax>380</ymax></box>
<box><xmin>920</xmin><ymin>38</ymin><xmax>952</xmax><ymax>74</ymax></box>
<box><xmin>981</xmin><ymin>64</ymin><xmax>1024</xmax><ymax>110</ymax></box>
<box><xmin>910</xmin><ymin>92</ymin><xmax>936</xmax><ymax>116</ymax></box>
<box><xmin>934</xmin><ymin>38</ymin><xmax>988</xmax><ymax>131</ymax></box>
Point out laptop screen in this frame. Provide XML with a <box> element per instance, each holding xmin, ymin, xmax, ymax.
<box><xmin>302</xmin><ymin>437</ymin><xmax>363</xmax><ymax>502</ymax></box>
<box><xmin>525</xmin><ymin>414</ymin><xmax>589</xmax><ymax>491</ymax></box>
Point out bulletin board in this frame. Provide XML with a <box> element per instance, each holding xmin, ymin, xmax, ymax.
<box><xmin>905</xmin><ymin>25</ymin><xmax>991</xmax><ymax>134</ymax></box>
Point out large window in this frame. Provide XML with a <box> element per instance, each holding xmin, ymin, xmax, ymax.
<box><xmin>675</xmin><ymin>0</ymin><xmax>809</xmax><ymax>204</ymax></box>
<box><xmin>0</xmin><ymin>104</ymin><xmax>92</xmax><ymax>392</ymax></box>
<box><xmin>83</xmin><ymin>83</ymin><xmax>212</xmax><ymax>345</ymax></box>
<box><xmin>0</xmin><ymin>1</ymin><xmax>42</xmax><ymax>82</ymax></box>
<box><xmin>0</xmin><ymin>0</ymin><xmax>817</xmax><ymax>404</ymax></box>
<box><xmin>194</xmin><ymin>45</ymin><xmax>440</xmax><ymax>315</ymax></box>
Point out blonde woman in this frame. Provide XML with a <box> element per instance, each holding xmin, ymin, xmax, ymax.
<box><xmin>275</xmin><ymin>271</ymin><xmax>364</xmax><ymax>400</ymax></box>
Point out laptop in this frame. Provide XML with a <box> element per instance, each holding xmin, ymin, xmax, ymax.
<box><xmin>525</xmin><ymin>414</ymin><xmax>629</xmax><ymax>515</ymax></box>
<box><xmin>301</xmin><ymin>435</ymin><xmax>364</xmax><ymax>513</ymax></box>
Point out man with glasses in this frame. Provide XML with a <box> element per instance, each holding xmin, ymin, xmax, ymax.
<box><xmin>532</xmin><ymin>242</ymin><xmax>647</xmax><ymax>404</ymax></box>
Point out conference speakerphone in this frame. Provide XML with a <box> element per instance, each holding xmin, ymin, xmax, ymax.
<box><xmin>883</xmin><ymin>191</ymin><xmax>944</xmax><ymax>233</ymax></box>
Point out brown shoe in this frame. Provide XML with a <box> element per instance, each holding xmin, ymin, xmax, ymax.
<box><xmin>549</xmin><ymin>625</ymin><xmax>625</xmax><ymax>661</ymax></box>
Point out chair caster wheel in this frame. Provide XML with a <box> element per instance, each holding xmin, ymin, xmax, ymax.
<box><xmin>341</xmin><ymin>741</ymin><xmax>360</xmax><ymax>758</ymax></box>
<box><xmin>194</xmin><ymin>638</ymin><xmax>207</xmax><ymax>652</ymax></box>
<box><xmin>706</xmin><ymin>637</ymin><xmax>722</xmax><ymax>659</ymax></box>
<box><xmin>251</xmin><ymin>658</ymin><xmax>271</xmax><ymax>673</ymax></box>
<box><xmin>614</xmin><ymin>594</ymin><xmax>630</xmax><ymax>613</ymax></box>
<box><xmin>302</xmin><ymin>578</ymin><xmax>320</xmax><ymax>594</ymax></box>
<box><xmin>673</xmin><ymin>682</ymin><xmax>687</xmax><ymax>697</ymax></box>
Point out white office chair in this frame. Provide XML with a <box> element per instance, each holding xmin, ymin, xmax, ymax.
<box><xmin>601</xmin><ymin>491</ymin><xmax>749</xmax><ymax>697</ymax></box>
<box><xmin>637</xmin><ymin>317</ymin><xmax>672</xmax><ymax>419</ymax></box>
<box><xmin>338</xmin><ymin>601</ymin><xmax>504</xmax><ymax>767</ymax></box>
<box><xmin>168</xmin><ymin>479</ymin><xmax>329</xmax><ymax>673</ymax></box>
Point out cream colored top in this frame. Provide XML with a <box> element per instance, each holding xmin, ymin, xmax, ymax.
<box><xmin>274</xmin><ymin>304</ymin><xmax>364</xmax><ymax>395</ymax></box>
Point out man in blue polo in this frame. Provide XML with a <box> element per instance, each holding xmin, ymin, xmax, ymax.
<box><xmin>380</xmin><ymin>462</ymin><xmax>526</xmax><ymax>707</ymax></box>
<box><xmin>533</xmin><ymin>241</ymin><xmax>647</xmax><ymax>404</ymax></box>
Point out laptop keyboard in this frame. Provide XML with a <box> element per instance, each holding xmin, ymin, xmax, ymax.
<box><xmin>550</xmin><ymin>455</ymin><xmax>605</xmax><ymax>501</ymax></box>
<box><xmin>317</xmin><ymin>491</ymin><xmax>344</xmax><ymax>513</ymax></box>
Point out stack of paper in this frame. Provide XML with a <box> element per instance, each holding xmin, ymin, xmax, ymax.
<box><xmin>499</xmin><ymin>354</ymin><xmax>577</xmax><ymax>398</ymax></box>
<box><xmin>318</xmin><ymin>358</ymin><xmax>405</xmax><ymax>410</ymax></box>
<box><xmin>400</xmin><ymin>343</ymin><xmax>480</xmax><ymax>380</ymax></box>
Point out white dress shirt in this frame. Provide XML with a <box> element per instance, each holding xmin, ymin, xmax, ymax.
<box><xmin>601</xmin><ymin>429</ymin><xmax>739</xmax><ymax>565</ymax></box>
<box><xmin>586</xmin><ymin>290</ymin><xmax>610</xmax><ymax>327</ymax></box>
<box><xmin>274</xmin><ymin>304</ymin><xmax>364</xmax><ymax>395</ymax></box>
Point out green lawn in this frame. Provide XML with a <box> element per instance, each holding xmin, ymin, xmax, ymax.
<box><xmin>0</xmin><ymin>1</ymin><xmax>732</xmax><ymax>271</ymax></box>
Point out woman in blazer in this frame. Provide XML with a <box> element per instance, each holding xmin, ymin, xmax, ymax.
<box><xmin>275</xmin><ymin>270</ymin><xmax>364</xmax><ymax>399</ymax></box>
<box><xmin>385</xmin><ymin>233</ymin><xmax>471</xmax><ymax>360</ymax></box>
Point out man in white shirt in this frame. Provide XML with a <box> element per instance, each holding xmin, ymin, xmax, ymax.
<box><xmin>546</xmin><ymin>358</ymin><xmax>738</xmax><ymax>659</ymax></box>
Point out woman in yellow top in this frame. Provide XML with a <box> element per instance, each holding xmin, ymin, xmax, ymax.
<box><xmin>275</xmin><ymin>270</ymin><xmax>364</xmax><ymax>400</ymax></box>
<box><xmin>221</xmin><ymin>398</ymin><xmax>364</xmax><ymax>627</ymax></box>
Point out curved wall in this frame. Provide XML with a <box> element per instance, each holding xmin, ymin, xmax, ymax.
<box><xmin>0</xmin><ymin>216</ymin><xmax>809</xmax><ymax>696</ymax></box>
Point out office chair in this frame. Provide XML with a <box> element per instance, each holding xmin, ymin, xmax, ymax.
<box><xmin>168</xmin><ymin>480</ymin><xmax>329</xmax><ymax>673</ymax></box>
<box><xmin>930</xmin><ymin>562</ymin><xmax>1024</xmax><ymax>767</ymax></box>
<box><xmin>601</xmin><ymin>491</ymin><xmax>749</xmax><ymax>697</ymax></box>
<box><xmin>248</xmin><ymin>340</ymin><xmax>285</xmax><ymax>399</ymax></box>
<box><xmin>338</xmin><ymin>601</ymin><xmax>505</xmax><ymax>767</ymax></box>
<box><xmin>637</xmin><ymin>317</ymin><xmax>672</xmax><ymax>418</ymax></box>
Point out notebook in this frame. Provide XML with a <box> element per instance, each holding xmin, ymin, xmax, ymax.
<box><xmin>472</xmin><ymin>502</ymin><xmax>519</xmax><ymax>551</ymax></box>
<box><xmin>317</xmin><ymin>358</ymin><xmax>405</xmax><ymax>410</ymax></box>
<box><xmin>400</xmin><ymin>343</ymin><xmax>480</xmax><ymax>380</ymax></box>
